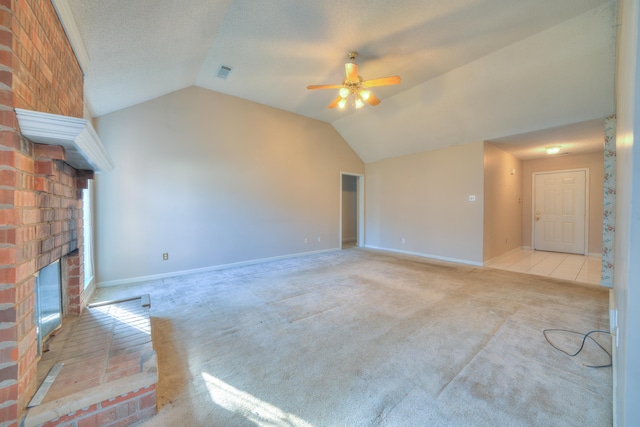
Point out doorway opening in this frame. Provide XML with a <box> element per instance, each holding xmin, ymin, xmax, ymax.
<box><xmin>340</xmin><ymin>173</ymin><xmax>364</xmax><ymax>249</ymax></box>
<box><xmin>532</xmin><ymin>169</ymin><xmax>589</xmax><ymax>255</ymax></box>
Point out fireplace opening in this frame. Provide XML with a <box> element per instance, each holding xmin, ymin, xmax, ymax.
<box><xmin>35</xmin><ymin>260</ymin><xmax>63</xmax><ymax>355</ymax></box>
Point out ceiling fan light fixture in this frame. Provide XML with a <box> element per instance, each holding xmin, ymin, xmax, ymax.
<box><xmin>359</xmin><ymin>90</ymin><xmax>370</xmax><ymax>101</ymax></box>
<box><xmin>355</xmin><ymin>97</ymin><xmax>364</xmax><ymax>109</ymax></box>
<box><xmin>338</xmin><ymin>98</ymin><xmax>348</xmax><ymax>109</ymax></box>
<box><xmin>339</xmin><ymin>87</ymin><xmax>350</xmax><ymax>98</ymax></box>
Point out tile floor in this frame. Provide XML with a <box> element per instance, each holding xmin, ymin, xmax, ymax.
<box><xmin>485</xmin><ymin>248</ymin><xmax>603</xmax><ymax>285</ymax></box>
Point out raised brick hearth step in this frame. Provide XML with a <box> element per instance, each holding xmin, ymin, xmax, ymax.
<box><xmin>22</xmin><ymin>296</ymin><xmax>157</xmax><ymax>427</ymax></box>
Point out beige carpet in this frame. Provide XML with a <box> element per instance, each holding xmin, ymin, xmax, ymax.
<box><xmin>94</xmin><ymin>248</ymin><xmax>612</xmax><ymax>426</ymax></box>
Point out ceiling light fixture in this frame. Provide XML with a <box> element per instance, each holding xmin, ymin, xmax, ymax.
<box><xmin>546</xmin><ymin>146</ymin><xmax>561</xmax><ymax>155</ymax></box>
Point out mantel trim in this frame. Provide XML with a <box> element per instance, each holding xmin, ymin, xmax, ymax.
<box><xmin>15</xmin><ymin>108</ymin><xmax>114</xmax><ymax>173</ymax></box>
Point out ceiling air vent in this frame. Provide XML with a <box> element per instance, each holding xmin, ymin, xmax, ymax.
<box><xmin>217</xmin><ymin>65</ymin><xmax>233</xmax><ymax>79</ymax></box>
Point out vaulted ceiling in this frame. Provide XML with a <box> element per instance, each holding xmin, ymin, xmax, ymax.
<box><xmin>57</xmin><ymin>0</ymin><xmax>616</xmax><ymax>163</ymax></box>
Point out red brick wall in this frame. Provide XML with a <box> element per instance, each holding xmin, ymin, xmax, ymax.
<box><xmin>12</xmin><ymin>0</ymin><xmax>83</xmax><ymax>117</ymax></box>
<box><xmin>0</xmin><ymin>1</ymin><xmax>87</xmax><ymax>425</ymax></box>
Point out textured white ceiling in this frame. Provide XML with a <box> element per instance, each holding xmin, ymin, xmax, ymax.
<box><xmin>62</xmin><ymin>0</ymin><xmax>616</xmax><ymax>162</ymax></box>
<box><xmin>334</xmin><ymin>4</ymin><xmax>616</xmax><ymax>162</ymax></box>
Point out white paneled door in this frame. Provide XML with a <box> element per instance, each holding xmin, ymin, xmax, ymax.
<box><xmin>533</xmin><ymin>170</ymin><xmax>587</xmax><ymax>254</ymax></box>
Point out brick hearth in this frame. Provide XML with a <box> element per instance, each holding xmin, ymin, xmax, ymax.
<box><xmin>22</xmin><ymin>296</ymin><xmax>157</xmax><ymax>427</ymax></box>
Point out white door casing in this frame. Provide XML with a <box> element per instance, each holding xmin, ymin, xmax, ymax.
<box><xmin>533</xmin><ymin>170</ymin><xmax>588</xmax><ymax>254</ymax></box>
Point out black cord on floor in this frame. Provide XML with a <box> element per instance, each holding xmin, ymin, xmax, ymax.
<box><xmin>542</xmin><ymin>329</ymin><xmax>612</xmax><ymax>368</ymax></box>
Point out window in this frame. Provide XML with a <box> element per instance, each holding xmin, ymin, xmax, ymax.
<box><xmin>83</xmin><ymin>185</ymin><xmax>94</xmax><ymax>288</ymax></box>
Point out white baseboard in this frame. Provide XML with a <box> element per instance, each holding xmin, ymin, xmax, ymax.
<box><xmin>97</xmin><ymin>248</ymin><xmax>339</xmax><ymax>288</ymax></box>
<box><xmin>364</xmin><ymin>245</ymin><xmax>483</xmax><ymax>267</ymax></box>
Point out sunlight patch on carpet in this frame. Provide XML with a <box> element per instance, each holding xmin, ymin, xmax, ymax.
<box><xmin>202</xmin><ymin>372</ymin><xmax>314</xmax><ymax>427</ymax></box>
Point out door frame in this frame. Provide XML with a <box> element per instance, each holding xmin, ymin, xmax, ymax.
<box><xmin>339</xmin><ymin>172</ymin><xmax>365</xmax><ymax>249</ymax></box>
<box><xmin>531</xmin><ymin>168</ymin><xmax>589</xmax><ymax>255</ymax></box>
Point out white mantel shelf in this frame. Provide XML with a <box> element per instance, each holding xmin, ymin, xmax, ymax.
<box><xmin>15</xmin><ymin>108</ymin><xmax>114</xmax><ymax>173</ymax></box>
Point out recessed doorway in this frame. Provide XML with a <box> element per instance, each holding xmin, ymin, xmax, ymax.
<box><xmin>340</xmin><ymin>173</ymin><xmax>364</xmax><ymax>248</ymax></box>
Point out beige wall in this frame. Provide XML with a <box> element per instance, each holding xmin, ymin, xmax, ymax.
<box><xmin>365</xmin><ymin>142</ymin><xmax>484</xmax><ymax>264</ymax></box>
<box><xmin>521</xmin><ymin>152</ymin><xmax>604</xmax><ymax>254</ymax></box>
<box><xmin>483</xmin><ymin>143</ymin><xmax>523</xmax><ymax>262</ymax></box>
<box><xmin>95</xmin><ymin>86</ymin><xmax>364</xmax><ymax>284</ymax></box>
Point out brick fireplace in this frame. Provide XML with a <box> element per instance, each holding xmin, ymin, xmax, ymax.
<box><xmin>0</xmin><ymin>1</ymin><xmax>99</xmax><ymax>425</ymax></box>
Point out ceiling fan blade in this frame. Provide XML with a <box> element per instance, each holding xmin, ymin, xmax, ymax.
<box><xmin>307</xmin><ymin>84</ymin><xmax>344</xmax><ymax>90</ymax></box>
<box><xmin>345</xmin><ymin>63</ymin><xmax>359</xmax><ymax>82</ymax></box>
<box><xmin>366</xmin><ymin>93</ymin><xmax>381</xmax><ymax>106</ymax></box>
<box><xmin>362</xmin><ymin>76</ymin><xmax>401</xmax><ymax>88</ymax></box>
<box><xmin>328</xmin><ymin>95</ymin><xmax>342</xmax><ymax>109</ymax></box>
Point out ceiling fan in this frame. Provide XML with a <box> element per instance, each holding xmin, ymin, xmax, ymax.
<box><xmin>307</xmin><ymin>52</ymin><xmax>401</xmax><ymax>109</ymax></box>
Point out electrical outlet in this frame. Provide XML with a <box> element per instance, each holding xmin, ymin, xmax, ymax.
<box><xmin>317</xmin><ymin>236</ymin><xmax>321</xmax><ymax>242</ymax></box>
<box><xmin>162</xmin><ymin>253</ymin><xmax>169</xmax><ymax>261</ymax></box>
<box><xmin>401</xmin><ymin>238</ymin><xmax>406</xmax><ymax>244</ymax></box>
<box><xmin>468</xmin><ymin>195</ymin><xmax>476</xmax><ymax>202</ymax></box>
<box><xmin>304</xmin><ymin>238</ymin><xmax>308</xmax><ymax>244</ymax></box>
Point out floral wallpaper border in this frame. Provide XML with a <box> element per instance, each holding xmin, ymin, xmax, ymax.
<box><xmin>601</xmin><ymin>115</ymin><xmax>616</xmax><ymax>287</ymax></box>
